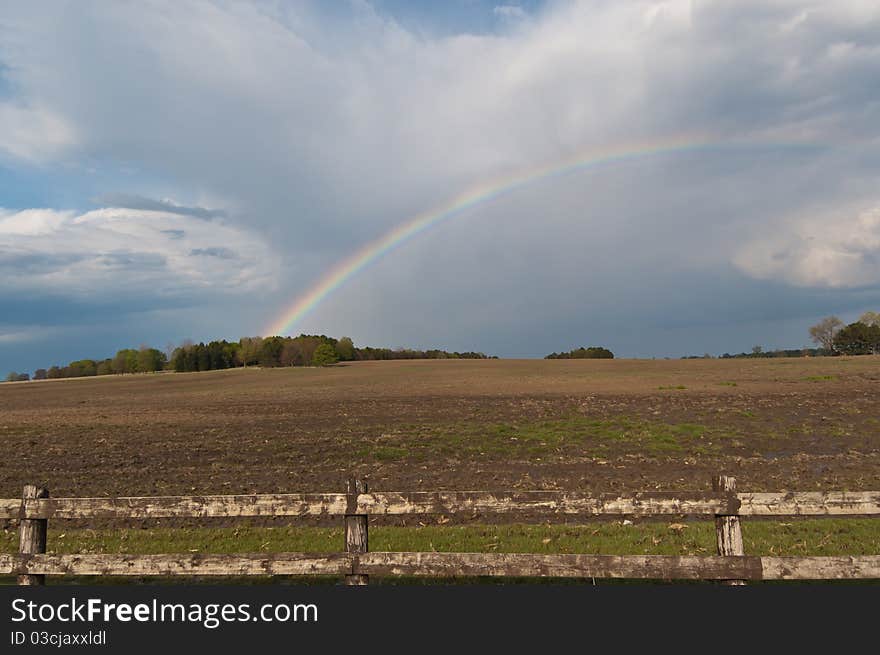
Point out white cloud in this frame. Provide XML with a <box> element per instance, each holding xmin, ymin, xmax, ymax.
<box><xmin>0</xmin><ymin>1</ymin><xmax>879</xmax><ymax>356</ymax></box>
<box><xmin>0</xmin><ymin>206</ymin><xmax>280</xmax><ymax>298</ymax></box>
<box><xmin>735</xmin><ymin>205</ymin><xmax>880</xmax><ymax>288</ymax></box>
<box><xmin>0</xmin><ymin>102</ymin><xmax>77</xmax><ymax>162</ymax></box>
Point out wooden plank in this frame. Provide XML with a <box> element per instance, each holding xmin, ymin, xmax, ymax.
<box><xmin>345</xmin><ymin>478</ymin><xmax>369</xmax><ymax>586</ymax></box>
<box><xmin>17</xmin><ymin>485</ymin><xmax>48</xmax><ymax>586</ymax></box>
<box><xmin>354</xmin><ymin>491</ymin><xmax>740</xmax><ymax>516</ymax></box>
<box><xmin>358</xmin><ymin>553</ymin><xmax>880</xmax><ymax>580</ymax></box>
<box><xmin>0</xmin><ymin>498</ymin><xmax>20</xmax><ymax>518</ymax></box>
<box><xmin>1</xmin><ymin>490</ymin><xmax>878</xmax><ymax>520</ymax></box>
<box><xmin>713</xmin><ymin>475</ymin><xmax>745</xmax><ymax>585</ymax></box>
<box><xmin>3</xmin><ymin>553</ymin><xmax>352</xmax><ymax>576</ymax></box>
<box><xmin>355</xmin><ymin>552</ymin><xmax>764</xmax><ymax>579</ymax></box>
<box><xmin>761</xmin><ymin>556</ymin><xmax>880</xmax><ymax>580</ymax></box>
<box><xmin>737</xmin><ymin>491</ymin><xmax>880</xmax><ymax>516</ymax></box>
<box><xmin>3</xmin><ymin>494</ymin><xmax>350</xmax><ymax>519</ymax></box>
<box><xmin>1</xmin><ymin>552</ymin><xmax>877</xmax><ymax>579</ymax></box>
<box><xmin>0</xmin><ymin>554</ymin><xmax>15</xmax><ymax>574</ymax></box>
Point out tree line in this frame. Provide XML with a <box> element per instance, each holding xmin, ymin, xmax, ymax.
<box><xmin>808</xmin><ymin>312</ymin><xmax>880</xmax><ymax>356</ymax></box>
<box><xmin>5</xmin><ymin>336</ymin><xmax>491</xmax><ymax>381</ymax></box>
<box><xmin>545</xmin><ymin>346</ymin><xmax>614</xmax><ymax>359</ymax></box>
<box><xmin>171</xmin><ymin>335</ymin><xmax>490</xmax><ymax>372</ymax></box>
<box><xmin>6</xmin><ymin>347</ymin><xmax>168</xmax><ymax>382</ymax></box>
<box><xmin>687</xmin><ymin>310</ymin><xmax>880</xmax><ymax>359</ymax></box>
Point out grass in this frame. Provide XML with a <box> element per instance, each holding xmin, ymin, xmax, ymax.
<box><xmin>3</xmin><ymin>520</ymin><xmax>876</xmax><ymax>557</ymax></box>
<box><xmin>349</xmin><ymin>416</ymin><xmax>737</xmax><ymax>461</ymax></box>
<box><xmin>803</xmin><ymin>375</ymin><xmax>837</xmax><ymax>382</ymax></box>
<box><xmin>3</xmin><ymin>521</ymin><xmax>876</xmax><ymax>585</ymax></box>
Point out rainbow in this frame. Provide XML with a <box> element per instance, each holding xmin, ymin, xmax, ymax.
<box><xmin>265</xmin><ymin>135</ymin><xmax>819</xmax><ymax>336</ymax></box>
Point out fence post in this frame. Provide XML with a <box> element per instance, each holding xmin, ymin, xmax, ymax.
<box><xmin>713</xmin><ymin>475</ymin><xmax>745</xmax><ymax>586</ymax></box>
<box><xmin>18</xmin><ymin>484</ymin><xmax>49</xmax><ymax>586</ymax></box>
<box><xmin>345</xmin><ymin>477</ymin><xmax>369</xmax><ymax>585</ymax></box>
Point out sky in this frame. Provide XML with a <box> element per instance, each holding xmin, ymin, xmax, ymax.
<box><xmin>1</xmin><ymin>0</ymin><xmax>880</xmax><ymax>372</ymax></box>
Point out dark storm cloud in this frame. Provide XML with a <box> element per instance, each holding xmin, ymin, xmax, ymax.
<box><xmin>1</xmin><ymin>1</ymin><xmax>879</xmax><ymax>368</ymax></box>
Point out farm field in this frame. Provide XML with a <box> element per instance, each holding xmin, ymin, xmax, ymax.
<box><xmin>1</xmin><ymin>357</ymin><xmax>878</xmax><ymax>498</ymax></box>
<box><xmin>1</xmin><ymin>356</ymin><xmax>879</xmax><ymax>577</ymax></box>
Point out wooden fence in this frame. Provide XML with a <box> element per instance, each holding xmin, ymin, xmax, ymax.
<box><xmin>2</xmin><ymin>476</ymin><xmax>879</xmax><ymax>585</ymax></box>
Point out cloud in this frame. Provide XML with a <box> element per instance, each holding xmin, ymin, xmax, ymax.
<box><xmin>0</xmin><ymin>1</ymin><xmax>879</xmax><ymax>363</ymax></box>
<box><xmin>735</xmin><ymin>205</ymin><xmax>880</xmax><ymax>288</ymax></box>
<box><xmin>0</xmin><ymin>102</ymin><xmax>77</xmax><ymax>162</ymax></box>
<box><xmin>0</xmin><ymin>206</ymin><xmax>279</xmax><ymax>300</ymax></box>
<box><xmin>493</xmin><ymin>5</ymin><xmax>528</xmax><ymax>21</ymax></box>
<box><xmin>0</xmin><ymin>325</ymin><xmax>60</xmax><ymax>344</ymax></box>
<box><xmin>94</xmin><ymin>193</ymin><xmax>227</xmax><ymax>219</ymax></box>
<box><xmin>190</xmin><ymin>247</ymin><xmax>236</xmax><ymax>259</ymax></box>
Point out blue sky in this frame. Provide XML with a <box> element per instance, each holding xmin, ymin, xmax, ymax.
<box><xmin>1</xmin><ymin>0</ymin><xmax>880</xmax><ymax>372</ymax></box>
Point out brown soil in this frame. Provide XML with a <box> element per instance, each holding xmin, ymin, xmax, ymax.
<box><xmin>1</xmin><ymin>357</ymin><xmax>878</xmax><ymax>499</ymax></box>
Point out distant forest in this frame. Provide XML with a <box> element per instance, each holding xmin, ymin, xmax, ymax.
<box><xmin>545</xmin><ymin>346</ymin><xmax>614</xmax><ymax>359</ymax></box>
<box><xmin>5</xmin><ymin>335</ymin><xmax>492</xmax><ymax>382</ymax></box>
<box><xmin>684</xmin><ymin>311</ymin><xmax>880</xmax><ymax>359</ymax></box>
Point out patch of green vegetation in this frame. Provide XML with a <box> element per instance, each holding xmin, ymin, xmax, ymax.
<box><xmin>2</xmin><ymin>520</ymin><xmax>876</xmax><ymax>558</ymax></box>
<box><xmin>658</xmin><ymin>385</ymin><xmax>687</xmax><ymax>390</ymax></box>
<box><xmin>352</xmin><ymin>416</ymin><xmax>740</xmax><ymax>460</ymax></box>
<box><xmin>739</xmin><ymin>410</ymin><xmax>756</xmax><ymax>418</ymax></box>
<box><xmin>718</xmin><ymin>381</ymin><xmax>738</xmax><ymax>387</ymax></box>
<box><xmin>803</xmin><ymin>375</ymin><xmax>837</xmax><ymax>382</ymax></box>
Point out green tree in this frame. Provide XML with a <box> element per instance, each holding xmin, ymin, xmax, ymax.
<box><xmin>335</xmin><ymin>336</ymin><xmax>355</xmax><ymax>361</ymax></box>
<box><xmin>259</xmin><ymin>336</ymin><xmax>285</xmax><ymax>367</ymax></box>
<box><xmin>312</xmin><ymin>343</ymin><xmax>339</xmax><ymax>366</ymax></box>
<box><xmin>834</xmin><ymin>321</ymin><xmax>880</xmax><ymax>355</ymax></box>
<box><xmin>137</xmin><ymin>347</ymin><xmax>167</xmax><ymax>373</ymax></box>
<box><xmin>113</xmin><ymin>349</ymin><xmax>139</xmax><ymax>373</ymax></box>
<box><xmin>238</xmin><ymin>337</ymin><xmax>263</xmax><ymax>367</ymax></box>
<box><xmin>67</xmin><ymin>359</ymin><xmax>98</xmax><ymax>377</ymax></box>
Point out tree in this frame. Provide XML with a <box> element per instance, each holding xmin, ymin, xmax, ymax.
<box><xmin>545</xmin><ymin>346</ymin><xmax>613</xmax><ymax>359</ymax></box>
<box><xmin>66</xmin><ymin>359</ymin><xmax>97</xmax><ymax>377</ymax></box>
<box><xmin>809</xmin><ymin>316</ymin><xmax>843</xmax><ymax>353</ymax></box>
<box><xmin>860</xmin><ymin>311</ymin><xmax>880</xmax><ymax>327</ymax></box>
<box><xmin>335</xmin><ymin>336</ymin><xmax>355</xmax><ymax>361</ymax></box>
<box><xmin>238</xmin><ymin>337</ymin><xmax>263</xmax><ymax>367</ymax></box>
<box><xmin>312</xmin><ymin>343</ymin><xmax>339</xmax><ymax>366</ymax></box>
<box><xmin>834</xmin><ymin>321</ymin><xmax>880</xmax><ymax>355</ymax></box>
<box><xmin>259</xmin><ymin>336</ymin><xmax>285</xmax><ymax>367</ymax></box>
<box><xmin>280</xmin><ymin>340</ymin><xmax>306</xmax><ymax>367</ymax></box>
<box><xmin>112</xmin><ymin>349</ymin><xmax>139</xmax><ymax>373</ymax></box>
<box><xmin>33</xmin><ymin>368</ymin><xmax>47</xmax><ymax>380</ymax></box>
<box><xmin>137</xmin><ymin>347</ymin><xmax>167</xmax><ymax>373</ymax></box>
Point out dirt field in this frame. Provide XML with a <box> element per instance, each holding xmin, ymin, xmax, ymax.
<box><xmin>1</xmin><ymin>357</ymin><xmax>878</xmax><ymax>499</ymax></box>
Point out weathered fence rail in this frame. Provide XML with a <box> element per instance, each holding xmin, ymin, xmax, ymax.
<box><xmin>3</xmin><ymin>552</ymin><xmax>879</xmax><ymax>580</ymax></box>
<box><xmin>3</xmin><ymin>490</ymin><xmax>878</xmax><ymax>520</ymax></box>
<box><xmin>2</xmin><ymin>476</ymin><xmax>878</xmax><ymax>584</ymax></box>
